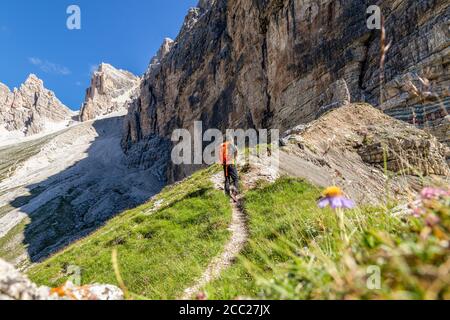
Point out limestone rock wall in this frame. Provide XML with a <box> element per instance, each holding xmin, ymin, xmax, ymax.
<box><xmin>122</xmin><ymin>0</ymin><xmax>449</xmax><ymax>182</ymax></box>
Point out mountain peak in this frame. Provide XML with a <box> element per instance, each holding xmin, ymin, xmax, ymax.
<box><xmin>0</xmin><ymin>75</ymin><xmax>73</xmax><ymax>139</ymax></box>
<box><xmin>23</xmin><ymin>74</ymin><xmax>44</xmax><ymax>87</ymax></box>
<box><xmin>0</xmin><ymin>81</ymin><xmax>10</xmax><ymax>94</ymax></box>
<box><xmin>80</xmin><ymin>63</ymin><xmax>140</xmax><ymax>122</ymax></box>
<box><xmin>146</xmin><ymin>38</ymin><xmax>174</xmax><ymax>75</ymax></box>
<box><xmin>155</xmin><ymin>38</ymin><xmax>174</xmax><ymax>60</ymax></box>
<box><xmin>97</xmin><ymin>62</ymin><xmax>114</xmax><ymax>72</ymax></box>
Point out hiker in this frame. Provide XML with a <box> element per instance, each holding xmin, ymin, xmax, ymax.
<box><xmin>219</xmin><ymin>137</ymin><xmax>239</xmax><ymax>201</ymax></box>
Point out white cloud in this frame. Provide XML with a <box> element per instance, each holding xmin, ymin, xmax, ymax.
<box><xmin>75</xmin><ymin>81</ymin><xmax>82</xmax><ymax>86</ymax></box>
<box><xmin>28</xmin><ymin>57</ymin><xmax>71</xmax><ymax>76</ymax></box>
<box><xmin>29</xmin><ymin>57</ymin><xmax>42</xmax><ymax>65</ymax></box>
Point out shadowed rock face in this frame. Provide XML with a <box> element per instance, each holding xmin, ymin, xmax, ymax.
<box><xmin>122</xmin><ymin>0</ymin><xmax>449</xmax><ymax>181</ymax></box>
<box><xmin>79</xmin><ymin>63</ymin><xmax>140</xmax><ymax>122</ymax></box>
<box><xmin>0</xmin><ymin>116</ymin><xmax>165</xmax><ymax>266</ymax></box>
<box><xmin>0</xmin><ymin>75</ymin><xmax>73</xmax><ymax>136</ymax></box>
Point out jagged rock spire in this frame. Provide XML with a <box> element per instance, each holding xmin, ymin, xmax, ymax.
<box><xmin>146</xmin><ymin>38</ymin><xmax>174</xmax><ymax>75</ymax></box>
<box><xmin>79</xmin><ymin>63</ymin><xmax>140</xmax><ymax>122</ymax></box>
<box><xmin>0</xmin><ymin>74</ymin><xmax>72</xmax><ymax>138</ymax></box>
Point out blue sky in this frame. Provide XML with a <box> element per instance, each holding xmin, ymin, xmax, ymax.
<box><xmin>0</xmin><ymin>0</ymin><xmax>198</xmax><ymax>110</ymax></box>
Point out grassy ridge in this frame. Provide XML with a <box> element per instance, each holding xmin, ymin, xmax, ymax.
<box><xmin>204</xmin><ymin>178</ymin><xmax>334</xmax><ymax>298</ymax></box>
<box><xmin>205</xmin><ymin>178</ymin><xmax>412</xmax><ymax>299</ymax></box>
<box><xmin>27</xmin><ymin>172</ymin><xmax>449</xmax><ymax>300</ymax></box>
<box><xmin>28</xmin><ymin>166</ymin><xmax>232</xmax><ymax>299</ymax></box>
<box><xmin>204</xmin><ymin>178</ymin><xmax>448</xmax><ymax>300</ymax></box>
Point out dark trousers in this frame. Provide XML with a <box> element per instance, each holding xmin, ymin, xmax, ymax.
<box><xmin>223</xmin><ymin>164</ymin><xmax>239</xmax><ymax>195</ymax></box>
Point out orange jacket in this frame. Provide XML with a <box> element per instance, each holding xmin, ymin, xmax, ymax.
<box><xmin>219</xmin><ymin>142</ymin><xmax>237</xmax><ymax>165</ymax></box>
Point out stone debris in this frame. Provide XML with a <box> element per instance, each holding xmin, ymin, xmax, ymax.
<box><xmin>278</xmin><ymin>103</ymin><xmax>449</xmax><ymax>204</ymax></box>
<box><xmin>0</xmin><ymin>259</ymin><xmax>123</xmax><ymax>300</ymax></box>
<box><xmin>0</xmin><ymin>116</ymin><xmax>165</xmax><ymax>267</ymax></box>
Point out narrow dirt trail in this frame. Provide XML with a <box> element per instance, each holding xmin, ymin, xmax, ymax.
<box><xmin>180</xmin><ymin>174</ymin><xmax>248</xmax><ymax>300</ymax></box>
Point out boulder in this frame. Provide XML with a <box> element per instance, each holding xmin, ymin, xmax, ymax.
<box><xmin>0</xmin><ymin>258</ymin><xmax>123</xmax><ymax>300</ymax></box>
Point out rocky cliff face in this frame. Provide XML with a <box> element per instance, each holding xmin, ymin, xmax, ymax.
<box><xmin>0</xmin><ymin>75</ymin><xmax>73</xmax><ymax>138</ymax></box>
<box><xmin>79</xmin><ymin>63</ymin><xmax>140</xmax><ymax>121</ymax></box>
<box><xmin>122</xmin><ymin>0</ymin><xmax>449</xmax><ymax>181</ymax></box>
<box><xmin>147</xmin><ymin>38</ymin><xmax>175</xmax><ymax>74</ymax></box>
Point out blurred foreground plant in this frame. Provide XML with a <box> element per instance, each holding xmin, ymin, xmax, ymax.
<box><xmin>255</xmin><ymin>186</ymin><xmax>449</xmax><ymax>300</ymax></box>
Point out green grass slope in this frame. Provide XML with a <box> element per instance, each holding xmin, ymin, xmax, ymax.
<box><xmin>28</xmin><ymin>166</ymin><xmax>232</xmax><ymax>299</ymax></box>
<box><xmin>28</xmin><ymin>170</ymin><xmax>449</xmax><ymax>300</ymax></box>
<box><xmin>204</xmin><ymin>178</ymin><xmax>449</xmax><ymax>300</ymax></box>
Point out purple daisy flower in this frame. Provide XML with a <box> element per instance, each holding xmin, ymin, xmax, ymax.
<box><xmin>318</xmin><ymin>186</ymin><xmax>355</xmax><ymax>210</ymax></box>
<box><xmin>318</xmin><ymin>196</ymin><xmax>355</xmax><ymax>209</ymax></box>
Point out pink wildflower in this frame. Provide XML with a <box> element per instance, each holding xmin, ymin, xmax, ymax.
<box><xmin>420</xmin><ymin>187</ymin><xmax>449</xmax><ymax>200</ymax></box>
